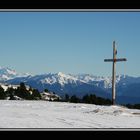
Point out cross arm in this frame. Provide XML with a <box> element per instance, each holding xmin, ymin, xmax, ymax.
<box><xmin>104</xmin><ymin>59</ymin><xmax>114</xmax><ymax>62</ymax></box>
<box><xmin>104</xmin><ymin>58</ymin><xmax>127</xmax><ymax>62</ymax></box>
<box><xmin>115</xmin><ymin>58</ymin><xmax>127</xmax><ymax>62</ymax></box>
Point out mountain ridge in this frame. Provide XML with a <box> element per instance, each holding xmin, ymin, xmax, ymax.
<box><xmin>1</xmin><ymin>67</ymin><xmax>140</xmax><ymax>104</ymax></box>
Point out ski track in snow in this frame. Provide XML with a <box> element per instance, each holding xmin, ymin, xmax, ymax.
<box><xmin>0</xmin><ymin>100</ymin><xmax>140</xmax><ymax>128</ymax></box>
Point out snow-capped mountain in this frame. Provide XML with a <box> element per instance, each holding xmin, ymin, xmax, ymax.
<box><xmin>1</xmin><ymin>66</ymin><xmax>140</xmax><ymax>104</ymax></box>
<box><xmin>71</xmin><ymin>74</ymin><xmax>130</xmax><ymax>90</ymax></box>
<box><xmin>73</xmin><ymin>74</ymin><xmax>112</xmax><ymax>89</ymax></box>
<box><xmin>0</xmin><ymin>67</ymin><xmax>30</xmax><ymax>82</ymax></box>
<box><xmin>0</xmin><ymin>67</ymin><xmax>18</xmax><ymax>81</ymax></box>
<box><xmin>6</xmin><ymin>72</ymin><xmax>110</xmax><ymax>99</ymax></box>
<box><xmin>6</xmin><ymin>72</ymin><xmax>140</xmax><ymax>104</ymax></box>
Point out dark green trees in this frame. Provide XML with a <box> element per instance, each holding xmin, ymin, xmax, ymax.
<box><xmin>32</xmin><ymin>89</ymin><xmax>41</xmax><ymax>100</ymax></box>
<box><xmin>0</xmin><ymin>86</ymin><xmax>6</xmax><ymax>99</ymax></box>
<box><xmin>82</xmin><ymin>94</ymin><xmax>111</xmax><ymax>105</ymax></box>
<box><xmin>65</xmin><ymin>94</ymin><xmax>70</xmax><ymax>102</ymax></box>
<box><xmin>0</xmin><ymin>83</ymin><xmax>111</xmax><ymax>105</ymax></box>
<box><xmin>15</xmin><ymin>82</ymin><xmax>31</xmax><ymax>99</ymax></box>
<box><xmin>5</xmin><ymin>87</ymin><xmax>15</xmax><ymax>100</ymax></box>
<box><xmin>70</xmin><ymin>95</ymin><xmax>80</xmax><ymax>103</ymax></box>
<box><xmin>44</xmin><ymin>89</ymin><xmax>49</xmax><ymax>92</ymax></box>
<box><xmin>14</xmin><ymin>82</ymin><xmax>41</xmax><ymax>100</ymax></box>
<box><xmin>63</xmin><ymin>93</ymin><xmax>111</xmax><ymax>105</ymax></box>
<box><xmin>0</xmin><ymin>83</ymin><xmax>43</xmax><ymax>100</ymax></box>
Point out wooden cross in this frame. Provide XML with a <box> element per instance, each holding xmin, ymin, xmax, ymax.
<box><xmin>104</xmin><ymin>41</ymin><xmax>127</xmax><ymax>105</ymax></box>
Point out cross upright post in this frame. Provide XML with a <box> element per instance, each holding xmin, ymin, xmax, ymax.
<box><xmin>112</xmin><ymin>41</ymin><xmax>116</xmax><ymax>105</ymax></box>
<box><xmin>104</xmin><ymin>41</ymin><xmax>127</xmax><ymax>105</ymax></box>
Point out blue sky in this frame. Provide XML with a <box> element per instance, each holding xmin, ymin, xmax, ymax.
<box><xmin>0</xmin><ymin>11</ymin><xmax>140</xmax><ymax>76</ymax></box>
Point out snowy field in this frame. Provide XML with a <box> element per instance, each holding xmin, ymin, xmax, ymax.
<box><xmin>0</xmin><ymin>100</ymin><xmax>140</xmax><ymax>129</ymax></box>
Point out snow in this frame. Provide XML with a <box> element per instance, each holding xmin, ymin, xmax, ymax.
<box><xmin>1</xmin><ymin>85</ymin><xmax>8</xmax><ymax>91</ymax></box>
<box><xmin>41</xmin><ymin>92</ymin><xmax>60</xmax><ymax>101</ymax></box>
<box><xmin>6</xmin><ymin>69</ymin><xmax>17</xmax><ymax>75</ymax></box>
<box><xmin>56</xmin><ymin>72</ymin><xmax>81</xmax><ymax>86</ymax></box>
<box><xmin>40</xmin><ymin>72</ymin><xmax>82</xmax><ymax>86</ymax></box>
<box><xmin>0</xmin><ymin>67</ymin><xmax>17</xmax><ymax>81</ymax></box>
<box><xmin>0</xmin><ymin>67</ymin><xmax>32</xmax><ymax>82</ymax></box>
<box><xmin>1</xmin><ymin>84</ymin><xmax>19</xmax><ymax>91</ymax></box>
<box><xmin>41</xmin><ymin>77</ymin><xmax>57</xmax><ymax>85</ymax></box>
<box><xmin>0</xmin><ymin>100</ymin><xmax>140</xmax><ymax>128</ymax></box>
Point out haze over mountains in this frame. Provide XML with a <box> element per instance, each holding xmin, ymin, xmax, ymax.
<box><xmin>0</xmin><ymin>67</ymin><xmax>140</xmax><ymax>104</ymax></box>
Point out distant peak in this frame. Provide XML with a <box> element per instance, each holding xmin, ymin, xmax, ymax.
<box><xmin>57</xmin><ymin>72</ymin><xmax>65</xmax><ymax>76</ymax></box>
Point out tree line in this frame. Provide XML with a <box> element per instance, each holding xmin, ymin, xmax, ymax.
<box><xmin>0</xmin><ymin>82</ymin><xmax>112</xmax><ymax>105</ymax></box>
<box><xmin>1</xmin><ymin>82</ymin><xmax>140</xmax><ymax>109</ymax></box>
<box><xmin>125</xmin><ymin>104</ymin><xmax>140</xmax><ymax>110</ymax></box>
<box><xmin>0</xmin><ymin>82</ymin><xmax>41</xmax><ymax>100</ymax></box>
<box><xmin>62</xmin><ymin>94</ymin><xmax>112</xmax><ymax>105</ymax></box>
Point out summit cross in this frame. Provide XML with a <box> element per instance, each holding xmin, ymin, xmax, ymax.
<box><xmin>104</xmin><ymin>41</ymin><xmax>127</xmax><ymax>105</ymax></box>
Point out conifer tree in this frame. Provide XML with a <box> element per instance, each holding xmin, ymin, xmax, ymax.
<box><xmin>6</xmin><ymin>87</ymin><xmax>15</xmax><ymax>100</ymax></box>
<box><xmin>70</xmin><ymin>95</ymin><xmax>80</xmax><ymax>103</ymax></box>
<box><xmin>32</xmin><ymin>89</ymin><xmax>41</xmax><ymax>100</ymax></box>
<box><xmin>0</xmin><ymin>86</ymin><xmax>5</xmax><ymax>99</ymax></box>
<box><xmin>15</xmin><ymin>82</ymin><xmax>31</xmax><ymax>99</ymax></box>
<box><xmin>65</xmin><ymin>94</ymin><xmax>70</xmax><ymax>102</ymax></box>
<box><xmin>44</xmin><ymin>88</ymin><xmax>49</xmax><ymax>92</ymax></box>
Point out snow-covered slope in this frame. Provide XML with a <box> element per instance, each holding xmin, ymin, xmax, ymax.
<box><xmin>0</xmin><ymin>100</ymin><xmax>140</xmax><ymax>128</ymax></box>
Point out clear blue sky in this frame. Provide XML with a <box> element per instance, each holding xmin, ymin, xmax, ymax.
<box><xmin>0</xmin><ymin>11</ymin><xmax>140</xmax><ymax>76</ymax></box>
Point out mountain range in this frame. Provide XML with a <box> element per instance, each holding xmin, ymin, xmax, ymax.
<box><xmin>0</xmin><ymin>67</ymin><xmax>140</xmax><ymax>104</ymax></box>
